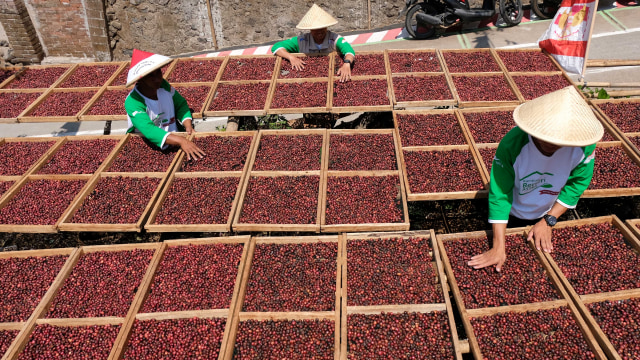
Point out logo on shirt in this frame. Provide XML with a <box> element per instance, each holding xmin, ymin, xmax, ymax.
<box><xmin>519</xmin><ymin>171</ymin><xmax>554</xmax><ymax>195</ymax></box>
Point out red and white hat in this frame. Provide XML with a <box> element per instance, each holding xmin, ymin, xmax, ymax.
<box><xmin>126</xmin><ymin>49</ymin><xmax>173</xmax><ymax>87</ymax></box>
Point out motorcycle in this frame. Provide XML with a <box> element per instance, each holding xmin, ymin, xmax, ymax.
<box><xmin>531</xmin><ymin>0</ymin><xmax>561</xmax><ymax>19</ymax></box>
<box><xmin>402</xmin><ymin>0</ymin><xmax>523</xmax><ymax>39</ymax></box>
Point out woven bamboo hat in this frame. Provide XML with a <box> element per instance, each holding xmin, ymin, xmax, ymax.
<box><xmin>126</xmin><ymin>49</ymin><xmax>173</xmax><ymax>87</ymax></box>
<box><xmin>296</xmin><ymin>4</ymin><xmax>338</xmax><ymax>30</ymax></box>
<box><xmin>513</xmin><ymin>86</ymin><xmax>603</xmax><ymax>146</ymax></box>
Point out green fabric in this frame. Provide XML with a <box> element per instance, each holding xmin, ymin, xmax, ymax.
<box><xmin>271</xmin><ymin>37</ymin><xmax>300</xmax><ymax>54</ymax></box>
<box><xmin>488</xmin><ymin>127</ymin><xmax>530</xmax><ymax>221</ymax></box>
<box><xmin>335</xmin><ymin>36</ymin><xmax>355</xmax><ymax>57</ymax></box>
<box><xmin>557</xmin><ymin>144</ymin><xmax>596</xmax><ymax>207</ymax></box>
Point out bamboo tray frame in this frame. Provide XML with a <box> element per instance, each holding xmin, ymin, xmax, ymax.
<box><xmin>329</xmin><ymin>75</ymin><xmax>393</xmax><ymax>113</ymax></box>
<box><xmin>57</xmin><ymin>172</ymin><xmax>168</xmax><ymax>232</ymax></box>
<box><xmin>437</xmin><ymin>228</ymin><xmax>607</xmax><ymax>360</ymax></box>
<box><xmin>0</xmin><ymin>176</ymin><xmax>21</xmax><ymax>204</ymax></box>
<box><xmin>171</xmin><ymin>82</ymin><xmax>217</xmax><ymax>119</ymax></box>
<box><xmin>0</xmin><ymin>64</ymin><xmax>72</xmax><ymax>91</ymax></box>
<box><xmin>492</xmin><ymin>48</ymin><xmax>564</xmax><ymax>73</ymax></box>
<box><xmin>99</xmin><ymin>133</ymin><xmax>184</xmax><ymax>174</ymax></box>
<box><xmin>203</xmin><ymin>79</ymin><xmax>272</xmax><ymax>117</ymax></box>
<box><xmin>224</xmin><ymin>235</ymin><xmax>341</xmax><ymax>360</ymax></box>
<box><xmin>0</xmin><ymin>137</ymin><xmax>63</xmax><ymax>177</ymax></box>
<box><xmin>274</xmin><ymin>53</ymin><xmax>333</xmax><ymax>80</ymax></box>
<box><xmin>440</xmin><ymin>48</ymin><xmax>504</xmax><ymax>75</ymax></box>
<box><xmin>449</xmin><ymin>72</ymin><xmax>522</xmax><ymax>108</ymax></box>
<box><xmin>332</xmin><ymin>51</ymin><xmax>388</xmax><ymax>78</ymax></box>
<box><xmin>77</xmin><ymin>86</ymin><xmax>131</xmax><ymax>121</ymax></box>
<box><xmin>102</xmin><ymin>61</ymin><xmax>131</xmax><ymax>87</ymax></box>
<box><xmin>163</xmin><ymin>56</ymin><xmax>226</xmax><ymax>84</ymax></box>
<box><xmin>507</xmin><ymin>71</ymin><xmax>575</xmax><ymax>103</ymax></box>
<box><xmin>456</xmin><ymin>105</ymin><xmax>518</xmax><ymax>148</ymax></box>
<box><xmin>385</xmin><ymin>49</ymin><xmax>445</xmax><ymax>75</ymax></box>
<box><xmin>321</xmin><ymin>129</ymin><xmax>409</xmax><ymax>233</ymax></box>
<box><xmin>18</xmin><ymin>87</ymin><xmax>100</xmax><ymax>122</ymax></box>
<box><xmin>218</xmin><ymin>54</ymin><xmax>278</xmax><ymax>83</ymax></box>
<box><xmin>53</xmin><ymin>62</ymin><xmax>124</xmax><ymax>89</ymax></box>
<box><xmin>0</xmin><ymin>65</ymin><xmax>23</xmax><ymax>89</ymax></box>
<box><xmin>540</xmin><ymin>216</ymin><xmax>640</xmax><ymax>360</ymax></box>
<box><xmin>340</xmin><ymin>230</ymin><xmax>462</xmax><ymax>360</ymax></box>
<box><xmin>583</xmin><ymin>141</ymin><xmax>640</xmax><ymax>198</ymax></box>
<box><xmin>232</xmin><ymin>129</ymin><xmax>327</xmax><ymax>233</ymax></box>
<box><xmin>389</xmin><ymin>72</ymin><xmax>456</xmax><ymax>108</ymax></box>
<box><xmin>0</xmin><ymin>89</ymin><xmax>45</xmax><ymax>123</ymax></box>
<box><xmin>0</xmin><ymin>247</ymin><xmax>78</xmax><ymax>360</ymax></box>
<box><xmin>472</xmin><ymin>143</ymin><xmax>498</xmax><ymax>185</ymax></box>
<box><xmin>590</xmin><ymin>98</ymin><xmax>640</xmax><ymax>157</ymax></box>
<box><xmin>393</xmin><ymin>109</ymin><xmax>471</xmax><ymax>148</ymax></box>
<box><xmin>266</xmin><ymin>77</ymin><xmax>331</xmax><ymax>114</ymax></box>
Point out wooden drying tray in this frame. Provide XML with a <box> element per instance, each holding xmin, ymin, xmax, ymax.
<box><xmin>274</xmin><ymin>53</ymin><xmax>333</xmax><ymax>81</ymax></box>
<box><xmin>393</xmin><ymin>108</ymin><xmax>474</xmax><ymax>148</ymax></box>
<box><xmin>399</xmin><ymin>144</ymin><xmax>489</xmax><ymax>201</ymax></box>
<box><xmin>539</xmin><ymin>215</ymin><xmax>640</xmax><ymax>360</ymax></box>
<box><xmin>266</xmin><ymin>77</ymin><xmax>331</xmax><ymax>114</ymax></box>
<box><xmin>0</xmin><ymin>247</ymin><xmax>77</xmax><ymax>360</ymax></box>
<box><xmin>456</xmin><ymin>105</ymin><xmax>518</xmax><ymax>148</ymax></box>
<box><xmin>440</xmin><ymin>48</ymin><xmax>505</xmax><ymax>75</ymax></box>
<box><xmin>331</xmin><ymin>51</ymin><xmax>389</xmax><ymax>77</ymax></box>
<box><xmin>0</xmin><ymin>89</ymin><xmax>45</xmax><ymax>123</ymax></box>
<box><xmin>77</xmin><ymin>86</ymin><xmax>129</xmax><ymax>121</ymax></box>
<box><xmin>384</xmin><ymin>48</ymin><xmax>445</xmax><ymax>75</ymax></box>
<box><xmin>325</xmin><ymin>128</ymin><xmax>402</xmax><ymax>171</ymax></box>
<box><xmin>507</xmin><ymin>71</ymin><xmax>577</xmax><ymax>103</ymax></box>
<box><xmin>52</xmin><ymin>61</ymin><xmax>125</xmax><ymax>89</ymax></box>
<box><xmin>98</xmin><ymin>133</ymin><xmax>184</xmax><ymax>174</ymax></box>
<box><xmin>0</xmin><ymin>137</ymin><xmax>63</xmax><ymax>177</ymax></box>
<box><xmin>163</xmin><ymin>56</ymin><xmax>227</xmax><ymax>84</ymax></box>
<box><xmin>437</xmin><ymin>229</ymin><xmax>607</xmax><ymax>360</ymax></box>
<box><xmin>103</xmin><ymin>61</ymin><xmax>131</xmax><ymax>87</ymax></box>
<box><xmin>329</xmin><ymin>75</ymin><xmax>393</xmax><ymax>113</ymax></box>
<box><xmin>0</xmin><ymin>176</ymin><xmax>22</xmax><ymax>204</ymax></box>
<box><xmin>203</xmin><ymin>79</ymin><xmax>272</xmax><ymax>117</ymax></box>
<box><xmin>389</xmin><ymin>72</ymin><xmax>457</xmax><ymax>108</ymax></box>
<box><xmin>492</xmin><ymin>48</ymin><xmax>564</xmax><ymax>73</ymax></box>
<box><xmin>0</xmin><ymin>65</ymin><xmax>24</xmax><ymax>89</ymax></box>
<box><xmin>223</xmin><ymin>235</ymin><xmax>341</xmax><ymax>360</ymax></box>
<box><xmin>57</xmin><ymin>172</ymin><xmax>168</xmax><ymax>232</ymax></box>
<box><xmin>449</xmin><ymin>72</ymin><xmax>522</xmax><ymax>109</ymax></box>
<box><xmin>320</xmin><ymin>170</ymin><xmax>410</xmax><ymax>233</ymax></box>
<box><xmin>219</xmin><ymin>54</ymin><xmax>279</xmax><ymax>82</ymax></box>
<box><xmin>171</xmin><ymin>82</ymin><xmax>217</xmax><ymax>119</ymax></box>
<box><xmin>0</xmin><ymin>63</ymin><xmax>73</xmax><ymax>91</ymax></box>
<box><xmin>582</xmin><ymin>141</ymin><xmax>640</xmax><ymax>198</ymax></box>
<box><xmin>340</xmin><ymin>230</ymin><xmax>463</xmax><ymax>360</ymax></box>
<box><xmin>0</xmin><ymin>174</ymin><xmax>93</xmax><ymax>233</ymax></box>
<box><xmin>18</xmin><ymin>87</ymin><xmax>100</xmax><ymax>123</ymax></box>
<box><xmin>590</xmin><ymin>98</ymin><xmax>640</xmax><ymax>156</ymax></box>
<box><xmin>626</xmin><ymin>218</ymin><xmax>640</xmax><ymax>240</ymax></box>
<box><xmin>472</xmin><ymin>142</ymin><xmax>498</xmax><ymax>187</ymax></box>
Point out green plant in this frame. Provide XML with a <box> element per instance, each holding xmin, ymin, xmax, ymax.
<box><xmin>578</xmin><ymin>85</ymin><xmax>610</xmax><ymax>99</ymax></box>
<box><xmin>215</xmin><ymin>125</ymin><xmax>226</xmax><ymax>132</ymax></box>
<box><xmin>257</xmin><ymin>114</ymin><xmax>291</xmax><ymax>129</ymax></box>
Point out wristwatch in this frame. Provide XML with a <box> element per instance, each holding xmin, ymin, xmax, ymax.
<box><xmin>343</xmin><ymin>59</ymin><xmax>351</xmax><ymax>64</ymax></box>
<box><xmin>543</xmin><ymin>214</ymin><xmax>557</xmax><ymax>227</ymax></box>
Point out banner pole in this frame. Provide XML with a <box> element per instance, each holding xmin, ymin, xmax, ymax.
<box><xmin>580</xmin><ymin>0</ymin><xmax>600</xmax><ymax>81</ymax></box>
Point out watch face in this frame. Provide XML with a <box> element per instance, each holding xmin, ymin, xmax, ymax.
<box><xmin>545</xmin><ymin>215</ymin><xmax>557</xmax><ymax>226</ymax></box>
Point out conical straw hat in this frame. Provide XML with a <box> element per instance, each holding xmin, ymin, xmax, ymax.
<box><xmin>513</xmin><ymin>86</ymin><xmax>603</xmax><ymax>147</ymax></box>
<box><xmin>296</xmin><ymin>4</ymin><xmax>338</xmax><ymax>30</ymax></box>
<box><xmin>126</xmin><ymin>49</ymin><xmax>173</xmax><ymax>87</ymax></box>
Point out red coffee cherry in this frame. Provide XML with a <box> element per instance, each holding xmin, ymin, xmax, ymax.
<box><xmin>47</xmin><ymin>249</ymin><xmax>155</xmax><ymax>318</ymax></box>
<box><xmin>108</xmin><ymin>136</ymin><xmax>179</xmax><ymax>173</ymax></box>
<box><xmin>70</xmin><ymin>176</ymin><xmax>160</xmax><ymax>225</ymax></box>
<box><xmin>464</xmin><ymin>110</ymin><xmax>514</xmax><ymax>144</ymax></box>
<box><xmin>551</xmin><ymin>222</ymin><xmax>640</xmax><ymax>295</ymax></box>
<box><xmin>59</xmin><ymin>65</ymin><xmax>119</xmax><ymax>88</ymax></box>
<box><xmin>39</xmin><ymin>139</ymin><xmax>118</xmax><ymax>174</ymax></box>
<box><xmin>17</xmin><ymin>324</ymin><xmax>120</xmax><ymax>360</ymax></box>
<box><xmin>443</xmin><ymin>235</ymin><xmax>559</xmax><ymax>309</ymax></box>
<box><xmin>0</xmin><ymin>179</ymin><xmax>86</xmax><ymax>225</ymax></box>
<box><xmin>87</xmin><ymin>89</ymin><xmax>130</xmax><ymax>116</ymax></box>
<box><xmin>234</xmin><ymin>319</ymin><xmax>335</xmax><ymax>359</ymax></box>
<box><xmin>0</xmin><ymin>141</ymin><xmax>55</xmax><ymax>176</ymax></box>
<box><xmin>348</xmin><ymin>237</ymin><xmax>443</xmax><ymax>306</ymax></box>
<box><xmin>329</xmin><ymin>133</ymin><xmax>396</xmax><ymax>171</ymax></box>
<box><xmin>332</xmin><ymin>79</ymin><xmax>389</xmax><ymax>107</ymax></box>
<box><xmin>0</xmin><ymin>92</ymin><xmax>42</xmax><ymax>118</ymax></box>
<box><xmin>404</xmin><ymin>150</ymin><xmax>484</xmax><ymax>193</ymax></box>
<box><xmin>388</xmin><ymin>51</ymin><xmax>441</xmax><ymax>73</ymax></box>
<box><xmin>0</xmin><ymin>68</ymin><xmax>15</xmax><ymax>83</ymax></box>
<box><xmin>6</xmin><ymin>67</ymin><xmax>68</xmax><ymax>89</ymax></box>
<box><xmin>253</xmin><ymin>134</ymin><xmax>323</xmax><ymax>171</ymax></box>
<box><xmin>123</xmin><ymin>317</ymin><xmax>226</xmax><ymax>359</ymax></box>
<box><xmin>325</xmin><ymin>176</ymin><xmax>403</xmax><ymax>225</ymax></box>
<box><xmin>497</xmin><ymin>50</ymin><xmax>558</xmax><ymax>72</ymax></box>
<box><xmin>221</xmin><ymin>57</ymin><xmax>275</xmax><ymax>81</ymax></box>
<box><xmin>598</xmin><ymin>102</ymin><xmax>640</xmax><ymax>133</ymax></box>
<box><xmin>512</xmin><ymin>75</ymin><xmax>571</xmax><ymax>100</ymax></box>
<box><xmin>168</xmin><ymin>59</ymin><xmax>223</xmax><ymax>82</ymax></box>
<box><xmin>587</xmin><ymin>297</ymin><xmax>640</xmax><ymax>359</ymax></box>
<box><xmin>470</xmin><ymin>307</ymin><xmax>596</xmax><ymax>359</ymax></box>
<box><xmin>208</xmin><ymin>82</ymin><xmax>270</xmax><ymax>111</ymax></box>
<box><xmin>174</xmin><ymin>85</ymin><xmax>211</xmax><ymax>112</ymax></box>
<box><xmin>141</xmin><ymin>243</ymin><xmax>243</xmax><ymax>312</ymax></box>
<box><xmin>271</xmin><ymin>82</ymin><xmax>327</xmax><ymax>109</ymax></box>
<box><xmin>589</xmin><ymin>146</ymin><xmax>640</xmax><ymax>189</ymax></box>
<box><xmin>30</xmin><ymin>91</ymin><xmax>96</xmax><ymax>117</ymax></box>
<box><xmin>0</xmin><ymin>330</ymin><xmax>19</xmax><ymax>356</ymax></box>
<box><xmin>443</xmin><ymin>51</ymin><xmax>500</xmax><ymax>72</ymax></box>
<box><xmin>0</xmin><ymin>181</ymin><xmax>13</xmax><ymax>198</ymax></box>
<box><xmin>396</xmin><ymin>113</ymin><xmax>466</xmax><ymax>147</ymax></box>
<box><xmin>479</xmin><ymin>147</ymin><xmax>497</xmax><ymax>174</ymax></box>
<box><xmin>453</xmin><ymin>75</ymin><xmax>517</xmax><ymax>102</ymax></box>
<box><xmin>240</xmin><ymin>176</ymin><xmax>319</xmax><ymax>225</ymax></box>
<box><xmin>181</xmin><ymin>135</ymin><xmax>252</xmax><ymax>172</ymax></box>
<box><xmin>280</xmin><ymin>56</ymin><xmax>329</xmax><ymax>78</ymax></box>
<box><xmin>348</xmin><ymin>311</ymin><xmax>454</xmax><ymax>359</ymax></box>
<box><xmin>0</xmin><ymin>255</ymin><xmax>67</xmax><ymax>322</ymax></box>
<box><xmin>154</xmin><ymin>177</ymin><xmax>238</xmax><ymax>225</ymax></box>
<box><xmin>393</xmin><ymin>75</ymin><xmax>452</xmax><ymax>102</ymax></box>
<box><xmin>335</xmin><ymin>54</ymin><xmax>386</xmax><ymax>76</ymax></box>
<box><xmin>243</xmin><ymin>242</ymin><xmax>337</xmax><ymax>312</ymax></box>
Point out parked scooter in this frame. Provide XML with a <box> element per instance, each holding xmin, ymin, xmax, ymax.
<box><xmin>531</xmin><ymin>0</ymin><xmax>561</xmax><ymax>19</ymax></box>
<box><xmin>402</xmin><ymin>0</ymin><xmax>523</xmax><ymax>39</ymax></box>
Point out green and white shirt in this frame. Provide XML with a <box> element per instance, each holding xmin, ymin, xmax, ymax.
<box><xmin>124</xmin><ymin>79</ymin><xmax>192</xmax><ymax>149</ymax></box>
<box><xmin>271</xmin><ymin>31</ymin><xmax>355</xmax><ymax>57</ymax></box>
<box><xmin>489</xmin><ymin>127</ymin><xmax>596</xmax><ymax>223</ymax></box>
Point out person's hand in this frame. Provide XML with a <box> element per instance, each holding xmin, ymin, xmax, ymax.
<box><xmin>528</xmin><ymin>219</ymin><xmax>553</xmax><ymax>253</ymax></box>
<box><xmin>183</xmin><ymin>119</ymin><xmax>195</xmax><ymax>135</ymax></box>
<box><xmin>179</xmin><ymin>138</ymin><xmax>205</xmax><ymax>161</ymax></box>
<box><xmin>289</xmin><ymin>56</ymin><xmax>306</xmax><ymax>71</ymax></box>
<box><xmin>468</xmin><ymin>246</ymin><xmax>506</xmax><ymax>272</ymax></box>
<box><xmin>337</xmin><ymin>62</ymin><xmax>351</xmax><ymax>82</ymax></box>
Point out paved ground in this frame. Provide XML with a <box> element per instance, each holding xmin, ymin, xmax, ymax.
<box><xmin>1</xmin><ymin>5</ymin><xmax>638</xmax><ymax>138</ymax></box>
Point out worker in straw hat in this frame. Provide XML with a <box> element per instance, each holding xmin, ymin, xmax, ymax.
<box><xmin>468</xmin><ymin>86</ymin><xmax>604</xmax><ymax>272</ymax></box>
<box><xmin>124</xmin><ymin>49</ymin><xmax>205</xmax><ymax>160</ymax></box>
<box><xmin>271</xmin><ymin>3</ymin><xmax>355</xmax><ymax>82</ymax></box>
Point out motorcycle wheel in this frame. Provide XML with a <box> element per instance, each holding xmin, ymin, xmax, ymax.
<box><xmin>531</xmin><ymin>0</ymin><xmax>561</xmax><ymax>19</ymax></box>
<box><xmin>499</xmin><ymin>0</ymin><xmax>523</xmax><ymax>26</ymax></box>
<box><xmin>405</xmin><ymin>3</ymin><xmax>437</xmax><ymax>40</ymax></box>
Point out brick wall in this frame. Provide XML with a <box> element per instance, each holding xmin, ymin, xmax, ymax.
<box><xmin>0</xmin><ymin>0</ymin><xmax>43</xmax><ymax>64</ymax></box>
